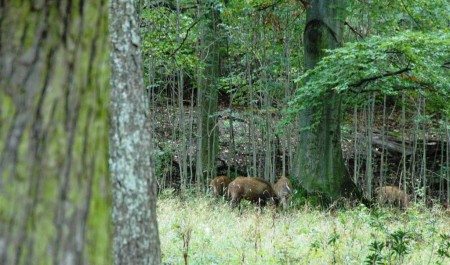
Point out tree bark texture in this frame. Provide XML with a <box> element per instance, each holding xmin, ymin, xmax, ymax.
<box><xmin>0</xmin><ymin>1</ymin><xmax>110</xmax><ymax>265</ymax></box>
<box><xmin>196</xmin><ymin>0</ymin><xmax>221</xmax><ymax>185</ymax></box>
<box><xmin>109</xmin><ymin>1</ymin><xmax>161</xmax><ymax>264</ymax></box>
<box><xmin>296</xmin><ymin>0</ymin><xmax>357</xmax><ymax>201</ymax></box>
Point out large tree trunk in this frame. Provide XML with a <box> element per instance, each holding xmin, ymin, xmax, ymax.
<box><xmin>196</xmin><ymin>0</ymin><xmax>221</xmax><ymax>186</ymax></box>
<box><xmin>109</xmin><ymin>1</ymin><xmax>161</xmax><ymax>264</ymax></box>
<box><xmin>296</xmin><ymin>0</ymin><xmax>357</xmax><ymax>201</ymax></box>
<box><xmin>0</xmin><ymin>1</ymin><xmax>110</xmax><ymax>264</ymax></box>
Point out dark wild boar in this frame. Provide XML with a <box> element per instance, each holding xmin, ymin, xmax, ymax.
<box><xmin>375</xmin><ymin>185</ymin><xmax>410</xmax><ymax>208</ymax></box>
<box><xmin>209</xmin><ymin>175</ymin><xmax>232</xmax><ymax>197</ymax></box>
<box><xmin>227</xmin><ymin>177</ymin><xmax>278</xmax><ymax>209</ymax></box>
<box><xmin>274</xmin><ymin>176</ymin><xmax>292</xmax><ymax>210</ymax></box>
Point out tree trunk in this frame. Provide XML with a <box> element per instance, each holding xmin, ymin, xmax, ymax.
<box><xmin>0</xmin><ymin>1</ymin><xmax>110</xmax><ymax>264</ymax></box>
<box><xmin>196</xmin><ymin>0</ymin><xmax>221</xmax><ymax>186</ymax></box>
<box><xmin>109</xmin><ymin>1</ymin><xmax>161</xmax><ymax>264</ymax></box>
<box><xmin>296</xmin><ymin>0</ymin><xmax>357</xmax><ymax>201</ymax></box>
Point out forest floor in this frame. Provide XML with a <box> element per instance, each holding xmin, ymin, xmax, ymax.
<box><xmin>158</xmin><ymin>193</ymin><xmax>450</xmax><ymax>265</ymax></box>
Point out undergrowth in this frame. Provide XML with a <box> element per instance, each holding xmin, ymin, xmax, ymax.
<box><xmin>157</xmin><ymin>192</ymin><xmax>450</xmax><ymax>265</ymax></box>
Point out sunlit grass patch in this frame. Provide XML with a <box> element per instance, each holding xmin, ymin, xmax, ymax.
<box><xmin>157</xmin><ymin>193</ymin><xmax>450</xmax><ymax>264</ymax></box>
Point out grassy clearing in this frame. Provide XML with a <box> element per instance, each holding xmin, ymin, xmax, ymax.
<box><xmin>157</xmin><ymin>193</ymin><xmax>450</xmax><ymax>265</ymax></box>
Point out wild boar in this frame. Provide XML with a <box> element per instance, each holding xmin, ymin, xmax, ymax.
<box><xmin>274</xmin><ymin>176</ymin><xmax>292</xmax><ymax>210</ymax></box>
<box><xmin>209</xmin><ymin>175</ymin><xmax>232</xmax><ymax>197</ymax></box>
<box><xmin>375</xmin><ymin>185</ymin><xmax>410</xmax><ymax>209</ymax></box>
<box><xmin>227</xmin><ymin>177</ymin><xmax>278</xmax><ymax>209</ymax></box>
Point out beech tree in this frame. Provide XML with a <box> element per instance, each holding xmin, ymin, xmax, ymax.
<box><xmin>291</xmin><ymin>0</ymin><xmax>449</xmax><ymax>201</ymax></box>
<box><xmin>295</xmin><ymin>0</ymin><xmax>357</xmax><ymax>200</ymax></box>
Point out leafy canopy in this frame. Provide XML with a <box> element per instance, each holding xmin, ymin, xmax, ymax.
<box><xmin>285</xmin><ymin>31</ymin><xmax>450</xmax><ymax>126</ymax></box>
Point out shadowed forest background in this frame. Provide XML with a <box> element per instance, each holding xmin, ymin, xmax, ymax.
<box><xmin>0</xmin><ymin>0</ymin><xmax>449</xmax><ymax>264</ymax></box>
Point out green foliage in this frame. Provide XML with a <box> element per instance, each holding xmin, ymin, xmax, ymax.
<box><xmin>285</xmin><ymin>31</ymin><xmax>450</xmax><ymax>127</ymax></box>
<box><xmin>140</xmin><ymin>5</ymin><xmax>200</xmax><ymax>98</ymax></box>
<box><xmin>368</xmin><ymin>209</ymin><xmax>389</xmax><ymax>233</ymax></box>
<box><xmin>437</xmin><ymin>233</ymin><xmax>450</xmax><ymax>262</ymax></box>
<box><xmin>365</xmin><ymin>241</ymin><xmax>385</xmax><ymax>265</ymax></box>
<box><xmin>365</xmin><ymin>229</ymin><xmax>412</xmax><ymax>264</ymax></box>
<box><xmin>388</xmin><ymin>230</ymin><xmax>411</xmax><ymax>258</ymax></box>
<box><xmin>347</xmin><ymin>0</ymin><xmax>450</xmax><ymax>35</ymax></box>
<box><xmin>221</xmin><ymin>0</ymin><xmax>305</xmax><ymax>107</ymax></box>
<box><xmin>140</xmin><ymin>0</ymin><xmax>306</xmax><ymax>106</ymax></box>
<box><xmin>151</xmin><ymin>145</ymin><xmax>174</xmax><ymax>178</ymax></box>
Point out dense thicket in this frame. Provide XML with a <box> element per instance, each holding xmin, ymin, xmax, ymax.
<box><xmin>144</xmin><ymin>0</ymin><xmax>450</xmax><ymax>203</ymax></box>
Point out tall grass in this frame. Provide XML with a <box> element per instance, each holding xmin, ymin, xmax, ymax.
<box><xmin>157</xmin><ymin>192</ymin><xmax>450</xmax><ymax>264</ymax></box>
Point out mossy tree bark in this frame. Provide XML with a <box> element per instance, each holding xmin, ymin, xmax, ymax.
<box><xmin>109</xmin><ymin>0</ymin><xmax>161</xmax><ymax>264</ymax></box>
<box><xmin>0</xmin><ymin>1</ymin><xmax>110</xmax><ymax>264</ymax></box>
<box><xmin>296</xmin><ymin>0</ymin><xmax>357</xmax><ymax>201</ymax></box>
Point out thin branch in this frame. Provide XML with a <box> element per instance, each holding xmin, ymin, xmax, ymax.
<box><xmin>349</xmin><ymin>66</ymin><xmax>411</xmax><ymax>88</ymax></box>
<box><xmin>344</xmin><ymin>21</ymin><xmax>364</xmax><ymax>39</ymax></box>
<box><xmin>348</xmin><ymin>82</ymin><xmax>450</xmax><ymax>100</ymax></box>
<box><xmin>169</xmin><ymin>19</ymin><xmax>200</xmax><ymax>57</ymax></box>
<box><xmin>399</xmin><ymin>0</ymin><xmax>422</xmax><ymax>30</ymax></box>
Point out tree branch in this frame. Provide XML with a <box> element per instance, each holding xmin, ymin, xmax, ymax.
<box><xmin>169</xmin><ymin>19</ymin><xmax>200</xmax><ymax>57</ymax></box>
<box><xmin>349</xmin><ymin>66</ymin><xmax>411</xmax><ymax>88</ymax></box>
<box><xmin>344</xmin><ymin>21</ymin><xmax>364</xmax><ymax>39</ymax></box>
<box><xmin>399</xmin><ymin>0</ymin><xmax>422</xmax><ymax>30</ymax></box>
<box><xmin>347</xmin><ymin>81</ymin><xmax>450</xmax><ymax>100</ymax></box>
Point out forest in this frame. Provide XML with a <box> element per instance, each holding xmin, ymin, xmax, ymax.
<box><xmin>0</xmin><ymin>0</ymin><xmax>449</xmax><ymax>264</ymax></box>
